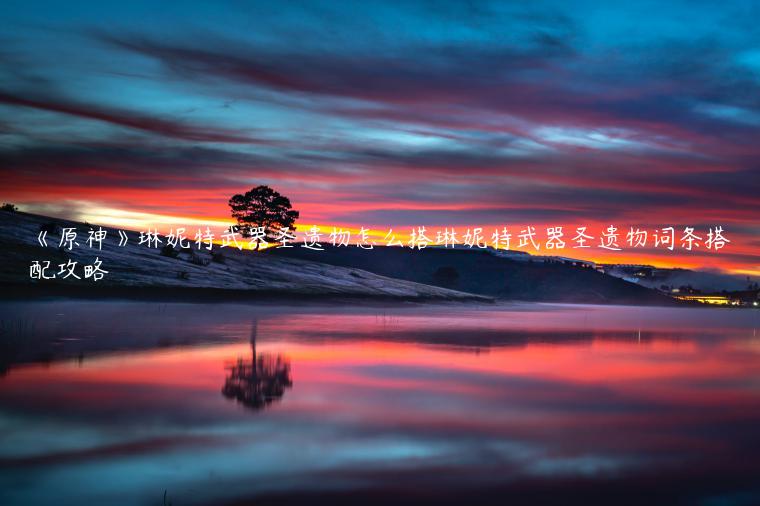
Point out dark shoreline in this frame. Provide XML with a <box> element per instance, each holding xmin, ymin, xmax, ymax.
<box><xmin>0</xmin><ymin>283</ymin><xmax>698</xmax><ymax>308</ymax></box>
<box><xmin>0</xmin><ymin>282</ymin><xmax>494</xmax><ymax>305</ymax></box>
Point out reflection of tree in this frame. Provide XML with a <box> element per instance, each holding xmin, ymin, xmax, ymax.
<box><xmin>222</xmin><ymin>320</ymin><xmax>292</xmax><ymax>410</ymax></box>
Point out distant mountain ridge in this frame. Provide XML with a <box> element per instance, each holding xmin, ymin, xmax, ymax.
<box><xmin>270</xmin><ymin>245</ymin><xmax>677</xmax><ymax>305</ymax></box>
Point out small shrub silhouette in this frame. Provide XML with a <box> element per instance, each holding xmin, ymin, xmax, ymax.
<box><xmin>190</xmin><ymin>251</ymin><xmax>210</xmax><ymax>266</ymax></box>
<box><xmin>160</xmin><ymin>244</ymin><xmax>179</xmax><ymax>258</ymax></box>
<box><xmin>433</xmin><ymin>266</ymin><xmax>460</xmax><ymax>288</ymax></box>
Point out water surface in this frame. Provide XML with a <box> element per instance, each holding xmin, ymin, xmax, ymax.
<box><xmin>1</xmin><ymin>301</ymin><xmax>759</xmax><ymax>505</ymax></box>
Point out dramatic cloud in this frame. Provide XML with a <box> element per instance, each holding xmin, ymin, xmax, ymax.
<box><xmin>0</xmin><ymin>91</ymin><xmax>272</xmax><ymax>144</ymax></box>
<box><xmin>0</xmin><ymin>0</ymin><xmax>758</xmax><ymax>273</ymax></box>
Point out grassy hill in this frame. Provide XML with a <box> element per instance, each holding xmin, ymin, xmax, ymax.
<box><xmin>0</xmin><ymin>211</ymin><xmax>487</xmax><ymax>302</ymax></box>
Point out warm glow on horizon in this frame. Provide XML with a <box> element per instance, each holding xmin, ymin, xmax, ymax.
<box><xmin>16</xmin><ymin>201</ymin><xmax>754</xmax><ymax>275</ymax></box>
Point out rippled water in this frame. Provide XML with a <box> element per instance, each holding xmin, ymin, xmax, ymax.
<box><xmin>1</xmin><ymin>301</ymin><xmax>759</xmax><ymax>505</ymax></box>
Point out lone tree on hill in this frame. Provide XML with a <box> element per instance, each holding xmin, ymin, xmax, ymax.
<box><xmin>228</xmin><ymin>186</ymin><xmax>299</xmax><ymax>250</ymax></box>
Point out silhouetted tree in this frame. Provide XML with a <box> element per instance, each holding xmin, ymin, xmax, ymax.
<box><xmin>1</xmin><ymin>203</ymin><xmax>18</xmax><ymax>212</ymax></box>
<box><xmin>228</xmin><ymin>186</ymin><xmax>299</xmax><ymax>250</ymax></box>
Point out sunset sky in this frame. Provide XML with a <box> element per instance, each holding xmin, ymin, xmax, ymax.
<box><xmin>0</xmin><ymin>1</ymin><xmax>758</xmax><ymax>274</ymax></box>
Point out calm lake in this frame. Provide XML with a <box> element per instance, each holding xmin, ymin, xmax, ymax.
<box><xmin>1</xmin><ymin>301</ymin><xmax>759</xmax><ymax>505</ymax></box>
